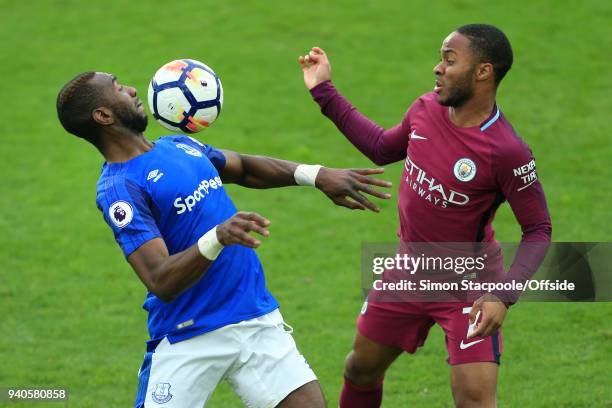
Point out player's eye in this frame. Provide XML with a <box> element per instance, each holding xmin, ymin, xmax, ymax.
<box><xmin>447</xmin><ymin>60</ymin><xmax>455</xmax><ymax>66</ymax></box>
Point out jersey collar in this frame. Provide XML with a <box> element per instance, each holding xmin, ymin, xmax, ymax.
<box><xmin>479</xmin><ymin>105</ymin><xmax>500</xmax><ymax>132</ymax></box>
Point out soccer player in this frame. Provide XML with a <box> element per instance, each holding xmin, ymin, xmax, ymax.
<box><xmin>56</xmin><ymin>71</ymin><xmax>393</xmax><ymax>408</ymax></box>
<box><xmin>299</xmin><ymin>24</ymin><xmax>552</xmax><ymax>407</ymax></box>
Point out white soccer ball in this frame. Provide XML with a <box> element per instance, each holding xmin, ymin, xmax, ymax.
<box><xmin>148</xmin><ymin>59</ymin><xmax>223</xmax><ymax>133</ymax></box>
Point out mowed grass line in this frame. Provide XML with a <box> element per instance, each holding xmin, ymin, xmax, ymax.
<box><xmin>0</xmin><ymin>1</ymin><xmax>610</xmax><ymax>406</ymax></box>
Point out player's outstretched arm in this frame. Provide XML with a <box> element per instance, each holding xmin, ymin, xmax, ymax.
<box><xmin>219</xmin><ymin>150</ymin><xmax>392</xmax><ymax>212</ymax></box>
<box><xmin>128</xmin><ymin>212</ymin><xmax>270</xmax><ymax>303</ymax></box>
<box><xmin>298</xmin><ymin>47</ymin><xmax>409</xmax><ymax>166</ymax></box>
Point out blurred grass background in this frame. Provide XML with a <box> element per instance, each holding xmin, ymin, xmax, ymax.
<box><xmin>0</xmin><ymin>0</ymin><xmax>611</xmax><ymax>406</ymax></box>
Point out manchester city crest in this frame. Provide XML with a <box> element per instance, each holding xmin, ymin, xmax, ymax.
<box><xmin>453</xmin><ymin>158</ymin><xmax>477</xmax><ymax>182</ymax></box>
<box><xmin>151</xmin><ymin>382</ymin><xmax>173</xmax><ymax>404</ymax></box>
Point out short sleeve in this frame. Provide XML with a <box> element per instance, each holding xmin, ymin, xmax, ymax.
<box><xmin>96</xmin><ymin>176</ymin><xmax>162</xmax><ymax>258</ymax></box>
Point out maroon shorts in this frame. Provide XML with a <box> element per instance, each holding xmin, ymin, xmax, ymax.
<box><xmin>357</xmin><ymin>300</ymin><xmax>502</xmax><ymax>365</ymax></box>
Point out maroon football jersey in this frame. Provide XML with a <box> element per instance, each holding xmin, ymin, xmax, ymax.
<box><xmin>311</xmin><ymin>81</ymin><xmax>551</xmax><ymax>297</ymax></box>
<box><xmin>311</xmin><ymin>81</ymin><xmax>550</xmax><ymax>243</ymax></box>
<box><xmin>397</xmin><ymin>92</ymin><xmax>549</xmax><ymax>243</ymax></box>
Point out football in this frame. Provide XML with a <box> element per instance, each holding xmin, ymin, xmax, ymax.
<box><xmin>148</xmin><ymin>59</ymin><xmax>223</xmax><ymax>133</ymax></box>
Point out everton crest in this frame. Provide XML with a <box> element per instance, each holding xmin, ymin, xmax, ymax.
<box><xmin>152</xmin><ymin>382</ymin><xmax>173</xmax><ymax>404</ymax></box>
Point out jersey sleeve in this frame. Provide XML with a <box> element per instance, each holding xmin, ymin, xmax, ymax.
<box><xmin>492</xmin><ymin>139</ymin><xmax>552</xmax><ymax>305</ymax></box>
<box><xmin>495</xmin><ymin>139</ymin><xmax>551</xmax><ymax>230</ymax></box>
<box><xmin>180</xmin><ymin>135</ymin><xmax>227</xmax><ymax>170</ymax></box>
<box><xmin>310</xmin><ymin>80</ymin><xmax>411</xmax><ymax>165</ymax></box>
<box><xmin>96</xmin><ymin>176</ymin><xmax>162</xmax><ymax>258</ymax></box>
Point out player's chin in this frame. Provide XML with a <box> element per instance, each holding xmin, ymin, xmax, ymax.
<box><xmin>135</xmin><ymin>115</ymin><xmax>148</xmax><ymax>132</ymax></box>
<box><xmin>436</xmin><ymin>90</ymin><xmax>457</xmax><ymax>107</ymax></box>
<box><xmin>436</xmin><ymin>93</ymin><xmax>450</xmax><ymax>106</ymax></box>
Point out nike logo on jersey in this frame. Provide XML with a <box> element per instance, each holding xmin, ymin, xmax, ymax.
<box><xmin>410</xmin><ymin>130</ymin><xmax>427</xmax><ymax>140</ymax></box>
<box><xmin>459</xmin><ymin>339</ymin><xmax>485</xmax><ymax>350</ymax></box>
<box><xmin>147</xmin><ymin>169</ymin><xmax>164</xmax><ymax>182</ymax></box>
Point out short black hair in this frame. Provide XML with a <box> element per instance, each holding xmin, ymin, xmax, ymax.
<box><xmin>456</xmin><ymin>24</ymin><xmax>513</xmax><ymax>85</ymax></box>
<box><xmin>56</xmin><ymin>72</ymin><xmax>106</xmax><ymax>141</ymax></box>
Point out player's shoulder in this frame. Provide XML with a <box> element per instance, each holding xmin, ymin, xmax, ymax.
<box><xmin>405</xmin><ymin>92</ymin><xmax>444</xmax><ymax>118</ymax></box>
<box><xmin>160</xmin><ymin>134</ymin><xmax>224</xmax><ymax>157</ymax></box>
<box><xmin>160</xmin><ymin>134</ymin><xmax>214</xmax><ymax>149</ymax></box>
<box><xmin>96</xmin><ymin>163</ymin><xmax>145</xmax><ymax>207</ymax></box>
<box><xmin>491</xmin><ymin>112</ymin><xmax>533</xmax><ymax>154</ymax></box>
<box><xmin>164</xmin><ymin>134</ymin><xmax>227</xmax><ymax>170</ymax></box>
<box><xmin>158</xmin><ymin>134</ymin><xmax>194</xmax><ymax>144</ymax></box>
<box><xmin>487</xmin><ymin>112</ymin><xmax>537</xmax><ymax>174</ymax></box>
<box><xmin>97</xmin><ymin>162</ymin><xmax>130</xmax><ymax>191</ymax></box>
<box><xmin>411</xmin><ymin>92</ymin><xmax>439</xmax><ymax>109</ymax></box>
<box><xmin>417</xmin><ymin>91</ymin><xmax>439</xmax><ymax>103</ymax></box>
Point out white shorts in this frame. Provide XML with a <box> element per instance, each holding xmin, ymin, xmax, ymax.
<box><xmin>135</xmin><ymin>309</ymin><xmax>317</xmax><ymax>408</ymax></box>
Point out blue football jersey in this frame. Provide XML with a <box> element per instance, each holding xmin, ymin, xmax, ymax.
<box><xmin>96</xmin><ymin>135</ymin><xmax>278</xmax><ymax>343</ymax></box>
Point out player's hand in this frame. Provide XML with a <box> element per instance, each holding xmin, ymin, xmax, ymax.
<box><xmin>298</xmin><ymin>46</ymin><xmax>332</xmax><ymax>90</ymax></box>
<box><xmin>216</xmin><ymin>211</ymin><xmax>271</xmax><ymax>249</ymax></box>
<box><xmin>315</xmin><ymin>167</ymin><xmax>392</xmax><ymax>212</ymax></box>
<box><xmin>467</xmin><ymin>293</ymin><xmax>508</xmax><ymax>339</ymax></box>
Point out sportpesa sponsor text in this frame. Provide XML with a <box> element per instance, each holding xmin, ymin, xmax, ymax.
<box><xmin>174</xmin><ymin>176</ymin><xmax>223</xmax><ymax>214</ymax></box>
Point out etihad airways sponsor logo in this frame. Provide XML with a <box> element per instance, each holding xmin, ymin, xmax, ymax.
<box><xmin>174</xmin><ymin>176</ymin><xmax>223</xmax><ymax>214</ymax></box>
<box><xmin>404</xmin><ymin>157</ymin><xmax>469</xmax><ymax>208</ymax></box>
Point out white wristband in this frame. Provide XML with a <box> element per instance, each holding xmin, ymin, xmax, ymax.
<box><xmin>197</xmin><ymin>226</ymin><xmax>224</xmax><ymax>261</ymax></box>
<box><xmin>294</xmin><ymin>164</ymin><xmax>322</xmax><ymax>187</ymax></box>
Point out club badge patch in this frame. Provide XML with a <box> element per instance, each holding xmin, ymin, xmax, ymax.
<box><xmin>109</xmin><ymin>201</ymin><xmax>133</xmax><ymax>228</ymax></box>
<box><xmin>151</xmin><ymin>382</ymin><xmax>173</xmax><ymax>404</ymax></box>
<box><xmin>453</xmin><ymin>158</ymin><xmax>477</xmax><ymax>182</ymax></box>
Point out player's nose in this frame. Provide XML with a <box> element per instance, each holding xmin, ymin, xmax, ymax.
<box><xmin>128</xmin><ymin>86</ymin><xmax>137</xmax><ymax>97</ymax></box>
<box><xmin>433</xmin><ymin>62</ymin><xmax>443</xmax><ymax>76</ymax></box>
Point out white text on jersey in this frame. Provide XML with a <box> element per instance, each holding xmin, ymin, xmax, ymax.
<box><xmin>404</xmin><ymin>156</ymin><xmax>469</xmax><ymax>207</ymax></box>
<box><xmin>174</xmin><ymin>176</ymin><xmax>223</xmax><ymax>214</ymax></box>
<box><xmin>512</xmin><ymin>159</ymin><xmax>538</xmax><ymax>191</ymax></box>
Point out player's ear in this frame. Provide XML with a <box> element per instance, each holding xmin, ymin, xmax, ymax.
<box><xmin>475</xmin><ymin>62</ymin><xmax>494</xmax><ymax>82</ymax></box>
<box><xmin>92</xmin><ymin>106</ymin><xmax>114</xmax><ymax>126</ymax></box>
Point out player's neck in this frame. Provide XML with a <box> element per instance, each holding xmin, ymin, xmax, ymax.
<box><xmin>448</xmin><ymin>93</ymin><xmax>496</xmax><ymax>128</ymax></box>
<box><xmin>98</xmin><ymin>128</ymin><xmax>154</xmax><ymax>163</ymax></box>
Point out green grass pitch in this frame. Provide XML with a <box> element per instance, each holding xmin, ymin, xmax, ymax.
<box><xmin>1</xmin><ymin>0</ymin><xmax>611</xmax><ymax>406</ymax></box>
